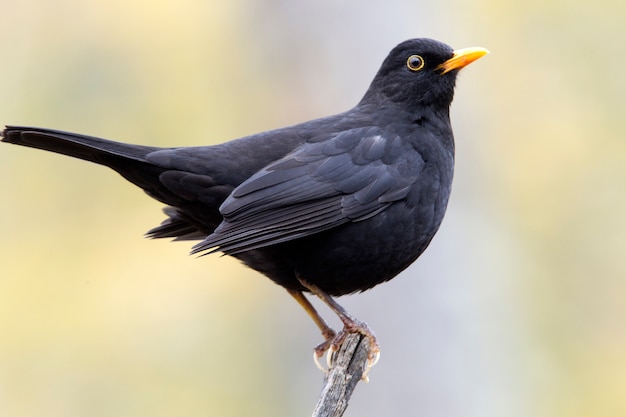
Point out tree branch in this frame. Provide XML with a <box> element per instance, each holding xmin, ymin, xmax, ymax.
<box><xmin>311</xmin><ymin>333</ymin><xmax>371</xmax><ymax>417</ymax></box>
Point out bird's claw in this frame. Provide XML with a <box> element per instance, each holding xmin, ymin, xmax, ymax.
<box><xmin>312</xmin><ymin>338</ymin><xmax>336</xmax><ymax>373</ymax></box>
<box><xmin>360</xmin><ymin>350</ymin><xmax>381</xmax><ymax>382</ymax></box>
<box><xmin>312</xmin><ymin>348</ymin><xmax>336</xmax><ymax>373</ymax></box>
<box><xmin>312</xmin><ymin>326</ymin><xmax>381</xmax><ymax>381</ymax></box>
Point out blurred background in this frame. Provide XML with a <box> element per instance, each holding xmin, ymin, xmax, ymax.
<box><xmin>1</xmin><ymin>0</ymin><xmax>625</xmax><ymax>416</ymax></box>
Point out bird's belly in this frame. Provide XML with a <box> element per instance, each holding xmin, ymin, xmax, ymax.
<box><xmin>240</xmin><ymin>200</ymin><xmax>444</xmax><ymax>296</ymax></box>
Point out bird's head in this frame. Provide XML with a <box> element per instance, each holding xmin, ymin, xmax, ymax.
<box><xmin>360</xmin><ymin>38</ymin><xmax>489</xmax><ymax>113</ymax></box>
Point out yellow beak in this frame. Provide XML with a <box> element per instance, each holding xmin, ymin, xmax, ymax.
<box><xmin>437</xmin><ymin>47</ymin><xmax>490</xmax><ymax>74</ymax></box>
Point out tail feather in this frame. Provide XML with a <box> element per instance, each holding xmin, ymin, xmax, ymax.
<box><xmin>1</xmin><ymin>125</ymin><xmax>179</xmax><ymax>205</ymax></box>
<box><xmin>2</xmin><ymin>125</ymin><xmax>221</xmax><ymax>240</ymax></box>
<box><xmin>1</xmin><ymin>126</ymin><xmax>161</xmax><ymax>164</ymax></box>
<box><xmin>145</xmin><ymin>207</ymin><xmax>208</xmax><ymax>240</ymax></box>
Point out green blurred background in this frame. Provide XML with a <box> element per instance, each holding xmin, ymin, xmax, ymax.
<box><xmin>1</xmin><ymin>0</ymin><xmax>625</xmax><ymax>416</ymax></box>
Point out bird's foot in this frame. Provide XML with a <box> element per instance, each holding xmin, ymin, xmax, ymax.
<box><xmin>334</xmin><ymin>319</ymin><xmax>381</xmax><ymax>381</ymax></box>
<box><xmin>312</xmin><ymin>328</ymin><xmax>337</xmax><ymax>372</ymax></box>
<box><xmin>291</xmin><ymin>280</ymin><xmax>381</xmax><ymax>379</ymax></box>
<box><xmin>333</xmin><ymin>317</ymin><xmax>379</xmax><ymax>356</ymax></box>
<box><xmin>312</xmin><ymin>319</ymin><xmax>381</xmax><ymax>381</ymax></box>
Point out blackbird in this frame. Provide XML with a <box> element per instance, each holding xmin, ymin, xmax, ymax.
<box><xmin>1</xmin><ymin>38</ymin><xmax>488</xmax><ymax>361</ymax></box>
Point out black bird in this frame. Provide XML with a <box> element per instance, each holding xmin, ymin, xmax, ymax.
<box><xmin>1</xmin><ymin>38</ymin><xmax>488</xmax><ymax>361</ymax></box>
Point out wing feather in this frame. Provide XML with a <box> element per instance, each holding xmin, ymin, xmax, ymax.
<box><xmin>192</xmin><ymin>127</ymin><xmax>424</xmax><ymax>255</ymax></box>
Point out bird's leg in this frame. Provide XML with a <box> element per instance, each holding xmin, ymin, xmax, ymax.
<box><xmin>286</xmin><ymin>289</ymin><xmax>337</xmax><ymax>358</ymax></box>
<box><xmin>296</xmin><ymin>278</ymin><xmax>381</xmax><ymax>365</ymax></box>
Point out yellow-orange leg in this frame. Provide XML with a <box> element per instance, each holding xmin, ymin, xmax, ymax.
<box><xmin>287</xmin><ymin>289</ymin><xmax>336</xmax><ymax>358</ymax></box>
<box><xmin>296</xmin><ymin>278</ymin><xmax>381</xmax><ymax>362</ymax></box>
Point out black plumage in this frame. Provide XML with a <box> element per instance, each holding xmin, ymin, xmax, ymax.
<box><xmin>2</xmin><ymin>38</ymin><xmax>488</xmax><ymax>358</ymax></box>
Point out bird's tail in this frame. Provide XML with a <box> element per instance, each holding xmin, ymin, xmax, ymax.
<box><xmin>2</xmin><ymin>126</ymin><xmax>227</xmax><ymax>240</ymax></box>
<box><xmin>1</xmin><ymin>126</ymin><xmax>161</xmax><ymax>165</ymax></box>
<box><xmin>1</xmin><ymin>126</ymin><xmax>173</xmax><ymax>198</ymax></box>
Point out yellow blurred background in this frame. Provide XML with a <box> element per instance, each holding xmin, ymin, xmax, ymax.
<box><xmin>1</xmin><ymin>1</ymin><xmax>625</xmax><ymax>416</ymax></box>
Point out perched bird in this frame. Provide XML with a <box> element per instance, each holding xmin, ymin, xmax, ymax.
<box><xmin>1</xmin><ymin>38</ymin><xmax>488</xmax><ymax>362</ymax></box>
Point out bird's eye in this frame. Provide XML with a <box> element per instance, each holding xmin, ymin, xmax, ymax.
<box><xmin>406</xmin><ymin>55</ymin><xmax>425</xmax><ymax>71</ymax></box>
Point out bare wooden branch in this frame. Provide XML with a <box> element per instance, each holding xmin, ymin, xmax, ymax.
<box><xmin>311</xmin><ymin>333</ymin><xmax>371</xmax><ymax>417</ymax></box>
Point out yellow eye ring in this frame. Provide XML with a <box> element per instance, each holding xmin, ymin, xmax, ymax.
<box><xmin>406</xmin><ymin>55</ymin><xmax>425</xmax><ymax>71</ymax></box>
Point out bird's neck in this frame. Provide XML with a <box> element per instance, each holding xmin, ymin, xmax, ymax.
<box><xmin>356</xmin><ymin>100</ymin><xmax>451</xmax><ymax>128</ymax></box>
<box><xmin>353</xmin><ymin>101</ymin><xmax>454</xmax><ymax>153</ymax></box>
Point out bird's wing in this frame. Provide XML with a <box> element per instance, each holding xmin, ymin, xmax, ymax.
<box><xmin>191</xmin><ymin>126</ymin><xmax>425</xmax><ymax>255</ymax></box>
